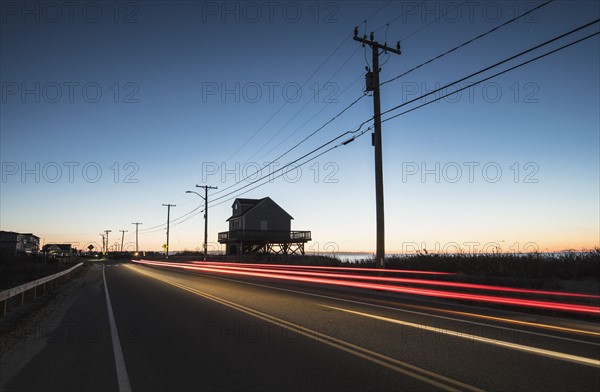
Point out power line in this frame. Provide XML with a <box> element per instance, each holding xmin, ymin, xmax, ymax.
<box><xmin>98</xmin><ymin>16</ymin><xmax>597</xmax><ymax>251</ymax></box>
<box><xmin>209</xmin><ymin>121</ymin><xmax>371</xmax><ymax>206</ymax></box>
<box><xmin>381</xmin><ymin>30</ymin><xmax>600</xmax><ymax>124</ymax></box>
<box><xmin>254</xmin><ymin>73</ymin><xmax>365</xmax><ymax>164</ymax></box>
<box><xmin>380</xmin><ymin>0</ymin><xmax>555</xmax><ymax>86</ymax></box>
<box><xmin>161</xmin><ymin>120</ymin><xmax>374</xmax><ymax>231</ymax></box>
<box><xmin>399</xmin><ymin>0</ymin><xmax>469</xmax><ymax>42</ymax></box>
<box><xmin>137</xmin><ymin>204</ymin><xmax>203</xmax><ymax>233</ymax></box>
<box><xmin>223</xmin><ymin>34</ymin><xmax>356</xmax><ymax>164</ymax></box>
<box><xmin>212</xmin><ymin>90</ymin><xmax>369</xmax><ymax>197</ymax></box>
<box><xmin>224</xmin><ymin>5</ymin><xmax>396</xmax><ymax>166</ymax></box>
<box><xmin>242</xmin><ymin>46</ymin><xmax>363</xmax><ymax>163</ymax></box>
<box><xmin>366</xmin><ymin>0</ymin><xmax>394</xmax><ymax>25</ymax></box>
<box><xmin>381</xmin><ymin>19</ymin><xmax>600</xmax><ymax>119</ymax></box>
<box><xmin>172</xmin><ymin>126</ymin><xmax>373</xmax><ymax>221</ymax></box>
<box><xmin>243</xmin><ymin>0</ymin><xmax>541</xmax><ymax>204</ymax></box>
<box><xmin>372</xmin><ymin>1</ymin><xmax>426</xmax><ymax>32</ymax></box>
<box><xmin>204</xmin><ymin>20</ymin><xmax>599</xmax><ymax>216</ymax></box>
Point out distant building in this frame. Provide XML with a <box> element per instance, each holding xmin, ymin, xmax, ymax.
<box><xmin>0</xmin><ymin>231</ymin><xmax>40</xmax><ymax>254</ymax></box>
<box><xmin>218</xmin><ymin>197</ymin><xmax>311</xmax><ymax>255</ymax></box>
<box><xmin>41</xmin><ymin>244</ymin><xmax>73</xmax><ymax>257</ymax></box>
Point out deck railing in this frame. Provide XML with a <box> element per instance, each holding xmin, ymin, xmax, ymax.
<box><xmin>218</xmin><ymin>230</ymin><xmax>311</xmax><ymax>242</ymax></box>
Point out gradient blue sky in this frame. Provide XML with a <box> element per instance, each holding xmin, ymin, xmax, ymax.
<box><xmin>1</xmin><ymin>0</ymin><xmax>598</xmax><ymax>254</ymax></box>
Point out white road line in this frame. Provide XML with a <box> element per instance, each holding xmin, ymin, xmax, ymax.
<box><xmin>322</xmin><ymin>304</ymin><xmax>600</xmax><ymax>368</ymax></box>
<box><xmin>103</xmin><ymin>265</ymin><xmax>132</xmax><ymax>392</ymax></box>
<box><xmin>172</xmin><ymin>270</ymin><xmax>600</xmax><ymax>346</ymax></box>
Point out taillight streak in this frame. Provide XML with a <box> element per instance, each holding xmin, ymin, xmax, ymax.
<box><xmin>190</xmin><ymin>262</ymin><xmax>599</xmax><ymax>299</ymax></box>
<box><xmin>132</xmin><ymin>260</ymin><xmax>600</xmax><ymax>314</ymax></box>
<box><xmin>191</xmin><ymin>261</ymin><xmax>454</xmax><ymax>275</ymax></box>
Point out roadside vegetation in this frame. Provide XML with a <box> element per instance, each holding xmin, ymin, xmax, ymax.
<box><xmin>0</xmin><ymin>252</ymin><xmax>80</xmax><ymax>291</ymax></box>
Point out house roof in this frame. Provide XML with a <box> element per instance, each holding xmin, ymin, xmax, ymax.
<box><xmin>227</xmin><ymin>198</ymin><xmax>265</xmax><ymax>221</ymax></box>
<box><xmin>226</xmin><ymin>197</ymin><xmax>293</xmax><ymax>221</ymax></box>
<box><xmin>0</xmin><ymin>231</ymin><xmax>40</xmax><ymax>240</ymax></box>
<box><xmin>234</xmin><ymin>198</ymin><xmax>263</xmax><ymax>205</ymax></box>
<box><xmin>42</xmin><ymin>244</ymin><xmax>72</xmax><ymax>251</ymax></box>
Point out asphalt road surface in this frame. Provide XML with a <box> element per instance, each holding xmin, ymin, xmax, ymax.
<box><xmin>2</xmin><ymin>260</ymin><xmax>599</xmax><ymax>391</ymax></box>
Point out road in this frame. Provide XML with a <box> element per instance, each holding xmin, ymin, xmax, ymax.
<box><xmin>2</xmin><ymin>260</ymin><xmax>599</xmax><ymax>391</ymax></box>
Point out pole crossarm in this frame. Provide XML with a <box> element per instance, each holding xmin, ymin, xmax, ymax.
<box><xmin>353</xmin><ymin>28</ymin><xmax>401</xmax><ymax>54</ymax></box>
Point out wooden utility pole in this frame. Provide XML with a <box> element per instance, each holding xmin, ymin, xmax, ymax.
<box><xmin>195</xmin><ymin>185</ymin><xmax>218</xmax><ymax>261</ymax></box>
<box><xmin>132</xmin><ymin>222</ymin><xmax>142</xmax><ymax>254</ymax></box>
<box><xmin>119</xmin><ymin>230</ymin><xmax>128</xmax><ymax>252</ymax></box>
<box><xmin>162</xmin><ymin>204</ymin><xmax>176</xmax><ymax>258</ymax></box>
<box><xmin>353</xmin><ymin>27</ymin><xmax>401</xmax><ymax>269</ymax></box>
<box><xmin>104</xmin><ymin>230</ymin><xmax>112</xmax><ymax>255</ymax></box>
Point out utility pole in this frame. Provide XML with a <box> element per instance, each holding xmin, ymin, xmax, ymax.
<box><xmin>100</xmin><ymin>233</ymin><xmax>105</xmax><ymax>254</ymax></box>
<box><xmin>119</xmin><ymin>230</ymin><xmax>128</xmax><ymax>252</ymax></box>
<box><xmin>353</xmin><ymin>27</ymin><xmax>401</xmax><ymax>269</ymax></box>
<box><xmin>162</xmin><ymin>204</ymin><xmax>176</xmax><ymax>258</ymax></box>
<box><xmin>104</xmin><ymin>230</ymin><xmax>112</xmax><ymax>255</ymax></box>
<box><xmin>132</xmin><ymin>222</ymin><xmax>142</xmax><ymax>254</ymax></box>
<box><xmin>195</xmin><ymin>185</ymin><xmax>218</xmax><ymax>261</ymax></box>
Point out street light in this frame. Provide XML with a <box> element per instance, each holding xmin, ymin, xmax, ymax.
<box><xmin>186</xmin><ymin>191</ymin><xmax>206</xmax><ymax>259</ymax></box>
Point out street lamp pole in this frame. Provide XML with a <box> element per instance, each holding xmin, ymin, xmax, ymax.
<box><xmin>185</xmin><ymin>190</ymin><xmax>203</xmax><ymax>257</ymax></box>
<box><xmin>187</xmin><ymin>185</ymin><xmax>217</xmax><ymax>261</ymax></box>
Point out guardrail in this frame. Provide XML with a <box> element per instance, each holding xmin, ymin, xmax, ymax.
<box><xmin>0</xmin><ymin>262</ymin><xmax>83</xmax><ymax>317</ymax></box>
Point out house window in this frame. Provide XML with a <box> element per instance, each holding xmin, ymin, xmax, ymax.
<box><xmin>260</xmin><ymin>220</ymin><xmax>268</xmax><ymax>231</ymax></box>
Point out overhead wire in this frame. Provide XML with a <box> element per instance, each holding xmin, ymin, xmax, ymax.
<box><xmin>380</xmin><ymin>19</ymin><xmax>600</xmax><ymax>118</ymax></box>
<box><xmin>242</xmin><ymin>45</ymin><xmax>363</xmax><ymax>163</ymax></box>
<box><xmin>380</xmin><ymin>0</ymin><xmax>555</xmax><ymax>86</ymax></box>
<box><xmin>222</xmin><ymin>33</ymin><xmax>355</xmax><ymax>164</ymax></box>
<box><xmin>205</xmin><ymin>19</ymin><xmax>600</xmax><ymax>213</ymax></box>
<box><xmin>212</xmin><ymin>83</ymin><xmax>369</xmax><ymax>197</ymax></box>
<box><xmin>107</xmin><ymin>5</ymin><xmax>594</xmax><ymax>248</ymax></box>
<box><xmin>381</xmin><ymin>29</ymin><xmax>600</xmax><ymax>124</ymax></box>
<box><xmin>223</xmin><ymin>2</ymin><xmax>394</xmax><ymax>165</ymax></box>
<box><xmin>254</xmin><ymin>73</ymin><xmax>365</xmax><ymax>164</ymax></box>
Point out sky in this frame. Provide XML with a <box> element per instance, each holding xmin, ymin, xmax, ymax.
<box><xmin>1</xmin><ymin>0</ymin><xmax>599</xmax><ymax>255</ymax></box>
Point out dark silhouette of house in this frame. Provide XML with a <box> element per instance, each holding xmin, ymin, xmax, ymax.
<box><xmin>0</xmin><ymin>231</ymin><xmax>40</xmax><ymax>254</ymax></box>
<box><xmin>218</xmin><ymin>197</ymin><xmax>311</xmax><ymax>255</ymax></box>
<box><xmin>41</xmin><ymin>244</ymin><xmax>73</xmax><ymax>257</ymax></box>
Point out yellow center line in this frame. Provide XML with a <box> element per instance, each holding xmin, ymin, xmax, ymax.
<box><xmin>124</xmin><ymin>264</ymin><xmax>484</xmax><ymax>392</ymax></box>
<box><xmin>320</xmin><ymin>304</ymin><xmax>600</xmax><ymax>369</ymax></box>
<box><xmin>400</xmin><ymin>303</ymin><xmax>600</xmax><ymax>337</ymax></box>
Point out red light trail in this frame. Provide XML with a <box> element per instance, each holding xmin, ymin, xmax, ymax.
<box><xmin>131</xmin><ymin>260</ymin><xmax>600</xmax><ymax>315</ymax></box>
